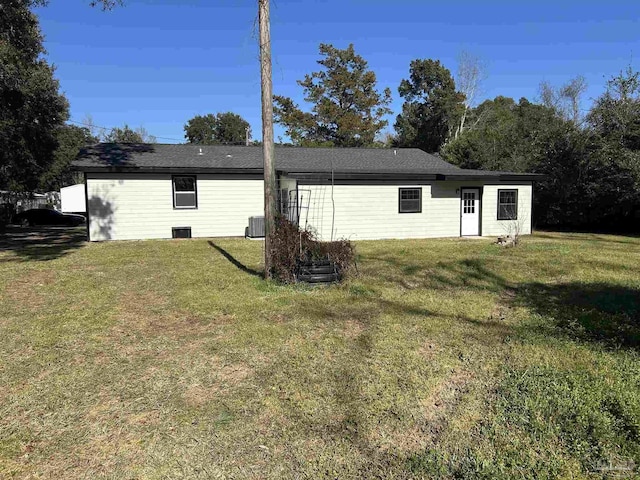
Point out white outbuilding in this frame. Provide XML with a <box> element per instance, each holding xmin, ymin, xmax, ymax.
<box><xmin>60</xmin><ymin>184</ymin><xmax>86</xmax><ymax>214</ymax></box>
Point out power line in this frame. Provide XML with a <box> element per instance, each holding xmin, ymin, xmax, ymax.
<box><xmin>67</xmin><ymin>119</ymin><xmax>184</xmax><ymax>143</ymax></box>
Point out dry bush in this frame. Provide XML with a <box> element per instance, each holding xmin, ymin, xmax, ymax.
<box><xmin>268</xmin><ymin>216</ymin><xmax>355</xmax><ymax>283</ymax></box>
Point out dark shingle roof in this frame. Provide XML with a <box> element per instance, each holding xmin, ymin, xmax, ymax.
<box><xmin>73</xmin><ymin>143</ymin><xmax>541</xmax><ymax>180</ymax></box>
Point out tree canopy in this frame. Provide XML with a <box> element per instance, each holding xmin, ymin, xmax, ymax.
<box><xmin>587</xmin><ymin>66</ymin><xmax>640</xmax><ymax>150</ymax></box>
<box><xmin>393</xmin><ymin>59</ymin><xmax>465</xmax><ymax>153</ymax></box>
<box><xmin>443</xmin><ymin>67</ymin><xmax>640</xmax><ymax>230</ymax></box>
<box><xmin>274</xmin><ymin>43</ymin><xmax>392</xmax><ymax>147</ymax></box>
<box><xmin>442</xmin><ymin>96</ymin><xmax>562</xmax><ymax>171</ymax></box>
<box><xmin>103</xmin><ymin>124</ymin><xmax>155</xmax><ymax>143</ymax></box>
<box><xmin>1</xmin><ymin>0</ymin><xmax>124</xmax><ymax>192</ymax></box>
<box><xmin>40</xmin><ymin>124</ymin><xmax>98</xmax><ymax>191</ymax></box>
<box><xmin>0</xmin><ymin>0</ymin><xmax>69</xmax><ymax>192</ymax></box>
<box><xmin>184</xmin><ymin>113</ymin><xmax>250</xmax><ymax>145</ymax></box>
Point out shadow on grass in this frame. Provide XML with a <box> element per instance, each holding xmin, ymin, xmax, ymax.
<box><xmin>365</xmin><ymin>254</ymin><xmax>640</xmax><ymax>350</ymax></box>
<box><xmin>515</xmin><ymin>282</ymin><xmax>640</xmax><ymax>350</ymax></box>
<box><xmin>245</xmin><ymin>249</ymin><xmax>640</xmax><ymax>474</ymax></box>
<box><xmin>208</xmin><ymin>240</ymin><xmax>264</xmax><ymax>279</ymax></box>
<box><xmin>263</xmin><ymin>287</ymin><xmax>516</xmax><ymax>474</ymax></box>
<box><xmin>534</xmin><ymin>232</ymin><xmax>640</xmax><ymax>245</ymax></box>
<box><xmin>366</xmin><ymin>255</ymin><xmax>510</xmax><ymax>293</ymax></box>
<box><xmin>0</xmin><ymin>226</ymin><xmax>86</xmax><ymax>262</ymax></box>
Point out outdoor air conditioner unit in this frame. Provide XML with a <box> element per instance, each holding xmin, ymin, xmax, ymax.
<box><xmin>247</xmin><ymin>216</ymin><xmax>265</xmax><ymax>238</ymax></box>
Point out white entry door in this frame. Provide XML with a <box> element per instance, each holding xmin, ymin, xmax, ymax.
<box><xmin>461</xmin><ymin>188</ymin><xmax>480</xmax><ymax>236</ymax></box>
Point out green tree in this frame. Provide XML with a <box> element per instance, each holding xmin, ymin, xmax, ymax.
<box><xmin>0</xmin><ymin>0</ymin><xmax>69</xmax><ymax>192</ymax></box>
<box><xmin>442</xmin><ymin>96</ymin><xmax>589</xmax><ymax>227</ymax></box>
<box><xmin>184</xmin><ymin>112</ymin><xmax>251</xmax><ymax>145</ymax></box>
<box><xmin>583</xmin><ymin>67</ymin><xmax>640</xmax><ymax>226</ymax></box>
<box><xmin>40</xmin><ymin>124</ymin><xmax>98</xmax><ymax>191</ymax></box>
<box><xmin>443</xmin><ymin>86</ymin><xmax>640</xmax><ymax>229</ymax></box>
<box><xmin>0</xmin><ymin>0</ymin><xmax>122</xmax><ymax>192</ymax></box>
<box><xmin>442</xmin><ymin>96</ymin><xmax>563</xmax><ymax>172</ymax></box>
<box><xmin>103</xmin><ymin>124</ymin><xmax>155</xmax><ymax>143</ymax></box>
<box><xmin>394</xmin><ymin>59</ymin><xmax>465</xmax><ymax>153</ymax></box>
<box><xmin>587</xmin><ymin>66</ymin><xmax>640</xmax><ymax>150</ymax></box>
<box><xmin>274</xmin><ymin>43</ymin><xmax>392</xmax><ymax>147</ymax></box>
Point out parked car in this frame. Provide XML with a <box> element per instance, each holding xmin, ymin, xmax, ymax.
<box><xmin>14</xmin><ymin>209</ymin><xmax>86</xmax><ymax>227</ymax></box>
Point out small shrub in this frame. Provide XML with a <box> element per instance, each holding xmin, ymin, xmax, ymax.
<box><xmin>318</xmin><ymin>238</ymin><xmax>356</xmax><ymax>273</ymax></box>
<box><xmin>268</xmin><ymin>216</ymin><xmax>355</xmax><ymax>283</ymax></box>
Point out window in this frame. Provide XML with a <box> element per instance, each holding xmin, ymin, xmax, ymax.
<box><xmin>497</xmin><ymin>189</ymin><xmax>518</xmax><ymax>220</ymax></box>
<box><xmin>399</xmin><ymin>188</ymin><xmax>422</xmax><ymax>213</ymax></box>
<box><xmin>463</xmin><ymin>191</ymin><xmax>476</xmax><ymax>214</ymax></box>
<box><xmin>278</xmin><ymin>188</ymin><xmax>289</xmax><ymax>215</ymax></box>
<box><xmin>172</xmin><ymin>176</ymin><xmax>197</xmax><ymax>209</ymax></box>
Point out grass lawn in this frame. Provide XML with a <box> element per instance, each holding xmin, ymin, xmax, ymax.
<box><xmin>1</xmin><ymin>231</ymin><xmax>639</xmax><ymax>479</ymax></box>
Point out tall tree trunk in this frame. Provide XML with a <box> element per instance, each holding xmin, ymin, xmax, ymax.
<box><xmin>259</xmin><ymin>0</ymin><xmax>276</xmax><ymax>279</ymax></box>
<box><xmin>456</xmin><ymin>106</ymin><xmax>468</xmax><ymax>139</ymax></box>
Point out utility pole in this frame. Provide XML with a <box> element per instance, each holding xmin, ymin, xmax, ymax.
<box><xmin>259</xmin><ymin>0</ymin><xmax>276</xmax><ymax>279</ymax></box>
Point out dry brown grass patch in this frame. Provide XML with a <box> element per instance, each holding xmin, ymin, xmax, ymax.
<box><xmin>422</xmin><ymin>370</ymin><xmax>474</xmax><ymax>436</ymax></box>
<box><xmin>127</xmin><ymin>410</ymin><xmax>161</xmax><ymax>427</ymax></box>
<box><xmin>342</xmin><ymin>319</ymin><xmax>365</xmax><ymax>339</ymax></box>
<box><xmin>114</xmin><ymin>291</ymin><xmax>235</xmax><ymax>341</ymax></box>
<box><xmin>370</xmin><ymin>370</ymin><xmax>476</xmax><ymax>455</ymax></box>
<box><xmin>4</xmin><ymin>270</ymin><xmax>57</xmax><ymax>312</ymax></box>
<box><xmin>418</xmin><ymin>342</ymin><xmax>440</xmax><ymax>360</ymax></box>
<box><xmin>183</xmin><ymin>362</ymin><xmax>252</xmax><ymax>408</ymax></box>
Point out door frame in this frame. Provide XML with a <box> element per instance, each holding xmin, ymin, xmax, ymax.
<box><xmin>459</xmin><ymin>186</ymin><xmax>483</xmax><ymax>237</ymax></box>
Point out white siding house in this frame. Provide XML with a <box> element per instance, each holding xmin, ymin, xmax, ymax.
<box><xmin>73</xmin><ymin>144</ymin><xmax>540</xmax><ymax>242</ymax></box>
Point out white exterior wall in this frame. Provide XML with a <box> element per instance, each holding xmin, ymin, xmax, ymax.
<box><xmin>86</xmin><ymin>172</ymin><xmax>532</xmax><ymax>242</ymax></box>
<box><xmin>481</xmin><ymin>184</ymin><xmax>532</xmax><ymax>237</ymax></box>
<box><xmin>279</xmin><ymin>176</ymin><xmax>297</xmax><ymax>193</ymax></box>
<box><xmin>297</xmin><ymin>181</ymin><xmax>532</xmax><ymax>241</ymax></box>
<box><xmin>60</xmin><ymin>184</ymin><xmax>86</xmax><ymax>213</ymax></box>
<box><xmin>86</xmin><ymin>173</ymin><xmax>263</xmax><ymax>241</ymax></box>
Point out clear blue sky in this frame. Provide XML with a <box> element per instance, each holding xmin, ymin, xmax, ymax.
<box><xmin>35</xmin><ymin>0</ymin><xmax>639</xmax><ymax>144</ymax></box>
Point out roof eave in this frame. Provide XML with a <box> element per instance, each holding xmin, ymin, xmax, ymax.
<box><xmin>284</xmin><ymin>171</ymin><xmax>439</xmax><ymax>181</ymax></box>
<box><xmin>73</xmin><ymin>165</ymin><xmax>264</xmax><ymax>175</ymax></box>
<box><xmin>441</xmin><ymin>173</ymin><xmax>545</xmax><ymax>182</ymax></box>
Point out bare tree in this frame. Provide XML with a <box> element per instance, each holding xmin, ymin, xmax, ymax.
<box><xmin>81</xmin><ymin>114</ymin><xmax>99</xmax><ymax>140</ymax></box>
<box><xmin>498</xmin><ymin>213</ymin><xmax>526</xmax><ymax>247</ymax></box>
<box><xmin>539</xmin><ymin>75</ymin><xmax>587</xmax><ymax>124</ymax></box>
<box><xmin>562</xmin><ymin>76</ymin><xmax>587</xmax><ymax>124</ymax></box>
<box><xmin>539</xmin><ymin>80</ymin><xmax>556</xmax><ymax>111</ymax></box>
<box><xmin>379</xmin><ymin>131</ymin><xmax>396</xmax><ymax>147</ymax></box>
<box><xmin>455</xmin><ymin>51</ymin><xmax>487</xmax><ymax>138</ymax></box>
<box><xmin>135</xmin><ymin>126</ymin><xmax>157</xmax><ymax>143</ymax></box>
